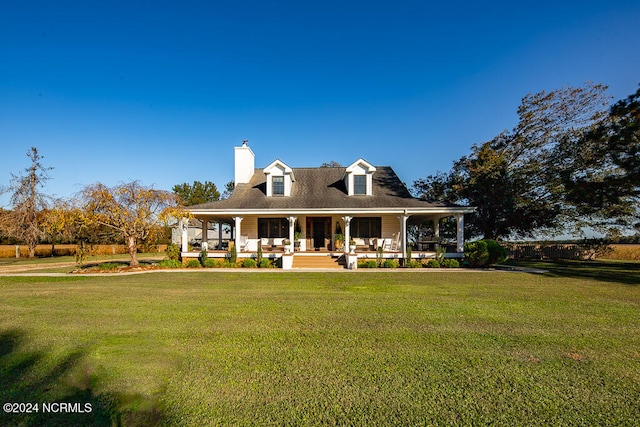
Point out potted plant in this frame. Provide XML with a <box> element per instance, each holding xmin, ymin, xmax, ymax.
<box><xmin>283</xmin><ymin>238</ymin><xmax>292</xmax><ymax>253</ymax></box>
<box><xmin>334</xmin><ymin>222</ymin><xmax>344</xmax><ymax>250</ymax></box>
<box><xmin>349</xmin><ymin>238</ymin><xmax>356</xmax><ymax>254</ymax></box>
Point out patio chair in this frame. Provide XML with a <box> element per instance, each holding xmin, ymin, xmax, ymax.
<box><xmin>239</xmin><ymin>235</ymin><xmax>249</xmax><ymax>252</ymax></box>
<box><xmin>390</xmin><ymin>233</ymin><xmax>400</xmax><ymax>251</ymax></box>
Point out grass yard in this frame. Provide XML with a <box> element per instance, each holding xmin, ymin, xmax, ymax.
<box><xmin>0</xmin><ymin>266</ymin><xmax>638</xmax><ymax>426</ymax></box>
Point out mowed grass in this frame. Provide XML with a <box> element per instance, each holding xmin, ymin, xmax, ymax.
<box><xmin>0</xmin><ymin>268</ymin><xmax>638</xmax><ymax>426</ymax></box>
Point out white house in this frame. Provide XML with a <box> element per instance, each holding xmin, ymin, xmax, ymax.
<box><xmin>181</xmin><ymin>142</ymin><xmax>475</xmax><ymax>268</ymax></box>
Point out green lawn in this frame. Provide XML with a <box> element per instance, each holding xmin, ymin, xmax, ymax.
<box><xmin>1</xmin><ymin>266</ymin><xmax>638</xmax><ymax>426</ymax></box>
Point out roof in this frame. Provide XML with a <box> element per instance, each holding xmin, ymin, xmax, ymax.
<box><xmin>188</xmin><ymin>166</ymin><xmax>471</xmax><ymax>214</ymax></box>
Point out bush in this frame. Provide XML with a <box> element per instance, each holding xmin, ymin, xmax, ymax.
<box><xmin>166</xmin><ymin>243</ymin><xmax>180</xmax><ymax>261</ymax></box>
<box><xmin>464</xmin><ymin>240</ymin><xmax>489</xmax><ymax>267</ymax></box>
<box><xmin>382</xmin><ymin>259</ymin><xmax>399</xmax><ymax>268</ymax></box>
<box><xmin>158</xmin><ymin>259</ymin><xmax>182</xmax><ymax>268</ymax></box>
<box><xmin>96</xmin><ymin>262</ymin><xmax>123</xmax><ymax>271</ymax></box>
<box><xmin>441</xmin><ymin>258</ymin><xmax>460</xmax><ymax>268</ymax></box>
<box><xmin>405</xmin><ymin>260</ymin><xmax>421</xmax><ymax>268</ymax></box>
<box><xmin>484</xmin><ymin>239</ymin><xmax>508</xmax><ymax>265</ymax></box>
<box><xmin>203</xmin><ymin>259</ymin><xmax>218</xmax><ymax>268</ymax></box>
<box><xmin>229</xmin><ymin>244</ymin><xmax>237</xmax><ymax>264</ymax></box>
<box><xmin>358</xmin><ymin>260</ymin><xmax>378</xmax><ymax>268</ymax></box>
<box><xmin>186</xmin><ymin>259</ymin><xmax>201</xmax><ymax>268</ymax></box>
<box><xmin>424</xmin><ymin>259</ymin><xmax>440</xmax><ymax>268</ymax></box>
<box><xmin>242</xmin><ymin>258</ymin><xmax>257</xmax><ymax>268</ymax></box>
<box><xmin>465</xmin><ymin>239</ymin><xmax>507</xmax><ymax>267</ymax></box>
<box><xmin>259</xmin><ymin>259</ymin><xmax>272</xmax><ymax>268</ymax></box>
<box><xmin>200</xmin><ymin>249</ymin><xmax>208</xmax><ymax>266</ymax></box>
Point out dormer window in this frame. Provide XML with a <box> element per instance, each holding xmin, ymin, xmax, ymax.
<box><xmin>273</xmin><ymin>176</ymin><xmax>284</xmax><ymax>196</ymax></box>
<box><xmin>264</xmin><ymin>159</ymin><xmax>295</xmax><ymax>197</ymax></box>
<box><xmin>344</xmin><ymin>159</ymin><xmax>376</xmax><ymax>196</ymax></box>
<box><xmin>354</xmin><ymin>175</ymin><xmax>366</xmax><ymax>195</ymax></box>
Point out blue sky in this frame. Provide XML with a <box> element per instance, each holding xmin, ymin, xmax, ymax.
<box><xmin>1</xmin><ymin>0</ymin><xmax>639</xmax><ymax>207</ymax></box>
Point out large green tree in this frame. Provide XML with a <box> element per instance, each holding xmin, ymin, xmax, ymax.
<box><xmin>561</xmin><ymin>86</ymin><xmax>640</xmax><ymax>231</ymax></box>
<box><xmin>172</xmin><ymin>181</ymin><xmax>220</xmax><ymax>206</ymax></box>
<box><xmin>0</xmin><ymin>147</ymin><xmax>53</xmax><ymax>257</ymax></box>
<box><xmin>413</xmin><ymin>82</ymin><xmax>610</xmax><ymax>239</ymax></box>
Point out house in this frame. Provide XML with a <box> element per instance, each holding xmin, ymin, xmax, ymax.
<box><xmin>181</xmin><ymin>141</ymin><xmax>475</xmax><ymax>268</ymax></box>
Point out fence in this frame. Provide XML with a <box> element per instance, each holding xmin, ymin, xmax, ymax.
<box><xmin>0</xmin><ymin>244</ymin><xmax>168</xmax><ymax>258</ymax></box>
<box><xmin>503</xmin><ymin>243</ymin><xmax>610</xmax><ymax>260</ymax></box>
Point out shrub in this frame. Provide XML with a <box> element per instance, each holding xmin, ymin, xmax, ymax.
<box><xmin>259</xmin><ymin>259</ymin><xmax>271</xmax><ymax>268</ymax></box>
<box><xmin>405</xmin><ymin>260</ymin><xmax>421</xmax><ymax>268</ymax></box>
<box><xmin>441</xmin><ymin>258</ymin><xmax>460</xmax><ymax>268</ymax></box>
<box><xmin>186</xmin><ymin>259</ymin><xmax>201</xmax><ymax>268</ymax></box>
<box><xmin>464</xmin><ymin>240</ymin><xmax>489</xmax><ymax>267</ymax></box>
<box><xmin>376</xmin><ymin>247</ymin><xmax>384</xmax><ymax>266</ymax></box>
<box><xmin>158</xmin><ymin>259</ymin><xmax>182</xmax><ymax>268</ymax></box>
<box><xmin>465</xmin><ymin>239</ymin><xmax>507</xmax><ymax>267</ymax></box>
<box><xmin>358</xmin><ymin>260</ymin><xmax>378</xmax><ymax>268</ymax></box>
<box><xmin>229</xmin><ymin>244</ymin><xmax>237</xmax><ymax>264</ymax></box>
<box><xmin>484</xmin><ymin>239</ymin><xmax>508</xmax><ymax>265</ymax></box>
<box><xmin>242</xmin><ymin>258</ymin><xmax>257</xmax><ymax>268</ymax></box>
<box><xmin>203</xmin><ymin>259</ymin><xmax>218</xmax><ymax>268</ymax></box>
<box><xmin>424</xmin><ymin>259</ymin><xmax>440</xmax><ymax>268</ymax></box>
<box><xmin>382</xmin><ymin>259</ymin><xmax>399</xmax><ymax>268</ymax></box>
<box><xmin>257</xmin><ymin>245</ymin><xmax>263</xmax><ymax>264</ymax></box>
<box><xmin>200</xmin><ymin>249</ymin><xmax>208</xmax><ymax>266</ymax></box>
<box><xmin>222</xmin><ymin>260</ymin><xmax>238</xmax><ymax>268</ymax></box>
<box><xmin>166</xmin><ymin>243</ymin><xmax>180</xmax><ymax>261</ymax></box>
<box><xmin>96</xmin><ymin>262</ymin><xmax>122</xmax><ymax>271</ymax></box>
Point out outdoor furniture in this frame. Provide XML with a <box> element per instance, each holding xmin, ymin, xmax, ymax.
<box><xmin>261</xmin><ymin>238</ymin><xmax>286</xmax><ymax>251</ymax></box>
<box><xmin>418</xmin><ymin>237</ymin><xmax>441</xmax><ymax>251</ymax></box>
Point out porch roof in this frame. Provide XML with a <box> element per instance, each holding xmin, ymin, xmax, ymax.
<box><xmin>188</xmin><ymin>166</ymin><xmax>474</xmax><ymax>215</ymax></box>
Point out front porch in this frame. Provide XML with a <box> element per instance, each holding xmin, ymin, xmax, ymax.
<box><xmin>180</xmin><ymin>211</ymin><xmax>468</xmax><ymax>269</ymax></box>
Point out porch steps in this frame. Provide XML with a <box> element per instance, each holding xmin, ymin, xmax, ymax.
<box><xmin>292</xmin><ymin>254</ymin><xmax>345</xmax><ymax>269</ymax></box>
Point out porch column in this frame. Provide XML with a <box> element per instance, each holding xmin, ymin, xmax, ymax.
<box><xmin>398</xmin><ymin>214</ymin><xmax>409</xmax><ymax>260</ymax></box>
<box><xmin>342</xmin><ymin>216</ymin><xmax>353</xmax><ymax>253</ymax></box>
<box><xmin>433</xmin><ymin>217</ymin><xmax>440</xmax><ymax>238</ymax></box>
<box><xmin>287</xmin><ymin>216</ymin><xmax>297</xmax><ymax>252</ymax></box>
<box><xmin>456</xmin><ymin>214</ymin><xmax>464</xmax><ymax>253</ymax></box>
<box><xmin>180</xmin><ymin>218</ymin><xmax>189</xmax><ymax>253</ymax></box>
<box><xmin>218</xmin><ymin>221</ymin><xmax>223</xmax><ymax>250</ymax></box>
<box><xmin>201</xmin><ymin>219</ymin><xmax>208</xmax><ymax>250</ymax></box>
<box><xmin>233</xmin><ymin>216</ymin><xmax>243</xmax><ymax>252</ymax></box>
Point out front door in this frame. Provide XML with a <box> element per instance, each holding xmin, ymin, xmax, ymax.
<box><xmin>313</xmin><ymin>220</ymin><xmax>325</xmax><ymax>249</ymax></box>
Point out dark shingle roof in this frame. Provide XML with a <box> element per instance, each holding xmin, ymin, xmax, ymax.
<box><xmin>189</xmin><ymin>166</ymin><xmax>459</xmax><ymax>210</ymax></box>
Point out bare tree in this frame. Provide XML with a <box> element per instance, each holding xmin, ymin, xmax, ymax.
<box><xmin>0</xmin><ymin>147</ymin><xmax>53</xmax><ymax>257</ymax></box>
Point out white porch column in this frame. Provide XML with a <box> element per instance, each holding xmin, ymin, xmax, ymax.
<box><xmin>201</xmin><ymin>219</ymin><xmax>208</xmax><ymax>250</ymax></box>
<box><xmin>398</xmin><ymin>214</ymin><xmax>409</xmax><ymax>260</ymax></box>
<box><xmin>433</xmin><ymin>217</ymin><xmax>440</xmax><ymax>238</ymax></box>
<box><xmin>180</xmin><ymin>218</ymin><xmax>189</xmax><ymax>253</ymax></box>
<box><xmin>342</xmin><ymin>216</ymin><xmax>353</xmax><ymax>253</ymax></box>
<box><xmin>287</xmin><ymin>216</ymin><xmax>297</xmax><ymax>253</ymax></box>
<box><xmin>456</xmin><ymin>214</ymin><xmax>464</xmax><ymax>253</ymax></box>
<box><xmin>233</xmin><ymin>216</ymin><xmax>243</xmax><ymax>252</ymax></box>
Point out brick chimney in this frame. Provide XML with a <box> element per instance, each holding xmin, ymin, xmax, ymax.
<box><xmin>234</xmin><ymin>140</ymin><xmax>255</xmax><ymax>184</ymax></box>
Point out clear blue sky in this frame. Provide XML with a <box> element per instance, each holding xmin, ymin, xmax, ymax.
<box><xmin>1</xmin><ymin>0</ymin><xmax>639</xmax><ymax>207</ymax></box>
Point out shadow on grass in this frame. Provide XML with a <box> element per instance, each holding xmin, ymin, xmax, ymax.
<box><xmin>507</xmin><ymin>259</ymin><xmax>640</xmax><ymax>286</ymax></box>
<box><xmin>0</xmin><ymin>329</ymin><xmax>166</xmax><ymax>427</ymax></box>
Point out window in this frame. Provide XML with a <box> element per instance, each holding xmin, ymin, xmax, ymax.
<box><xmin>351</xmin><ymin>217</ymin><xmax>381</xmax><ymax>238</ymax></box>
<box><xmin>272</xmin><ymin>176</ymin><xmax>284</xmax><ymax>195</ymax></box>
<box><xmin>354</xmin><ymin>175</ymin><xmax>366</xmax><ymax>195</ymax></box>
<box><xmin>258</xmin><ymin>218</ymin><xmax>288</xmax><ymax>238</ymax></box>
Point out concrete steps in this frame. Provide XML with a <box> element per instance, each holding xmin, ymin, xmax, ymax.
<box><xmin>293</xmin><ymin>255</ymin><xmax>345</xmax><ymax>269</ymax></box>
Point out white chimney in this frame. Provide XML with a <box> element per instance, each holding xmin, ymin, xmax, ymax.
<box><xmin>234</xmin><ymin>140</ymin><xmax>255</xmax><ymax>184</ymax></box>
